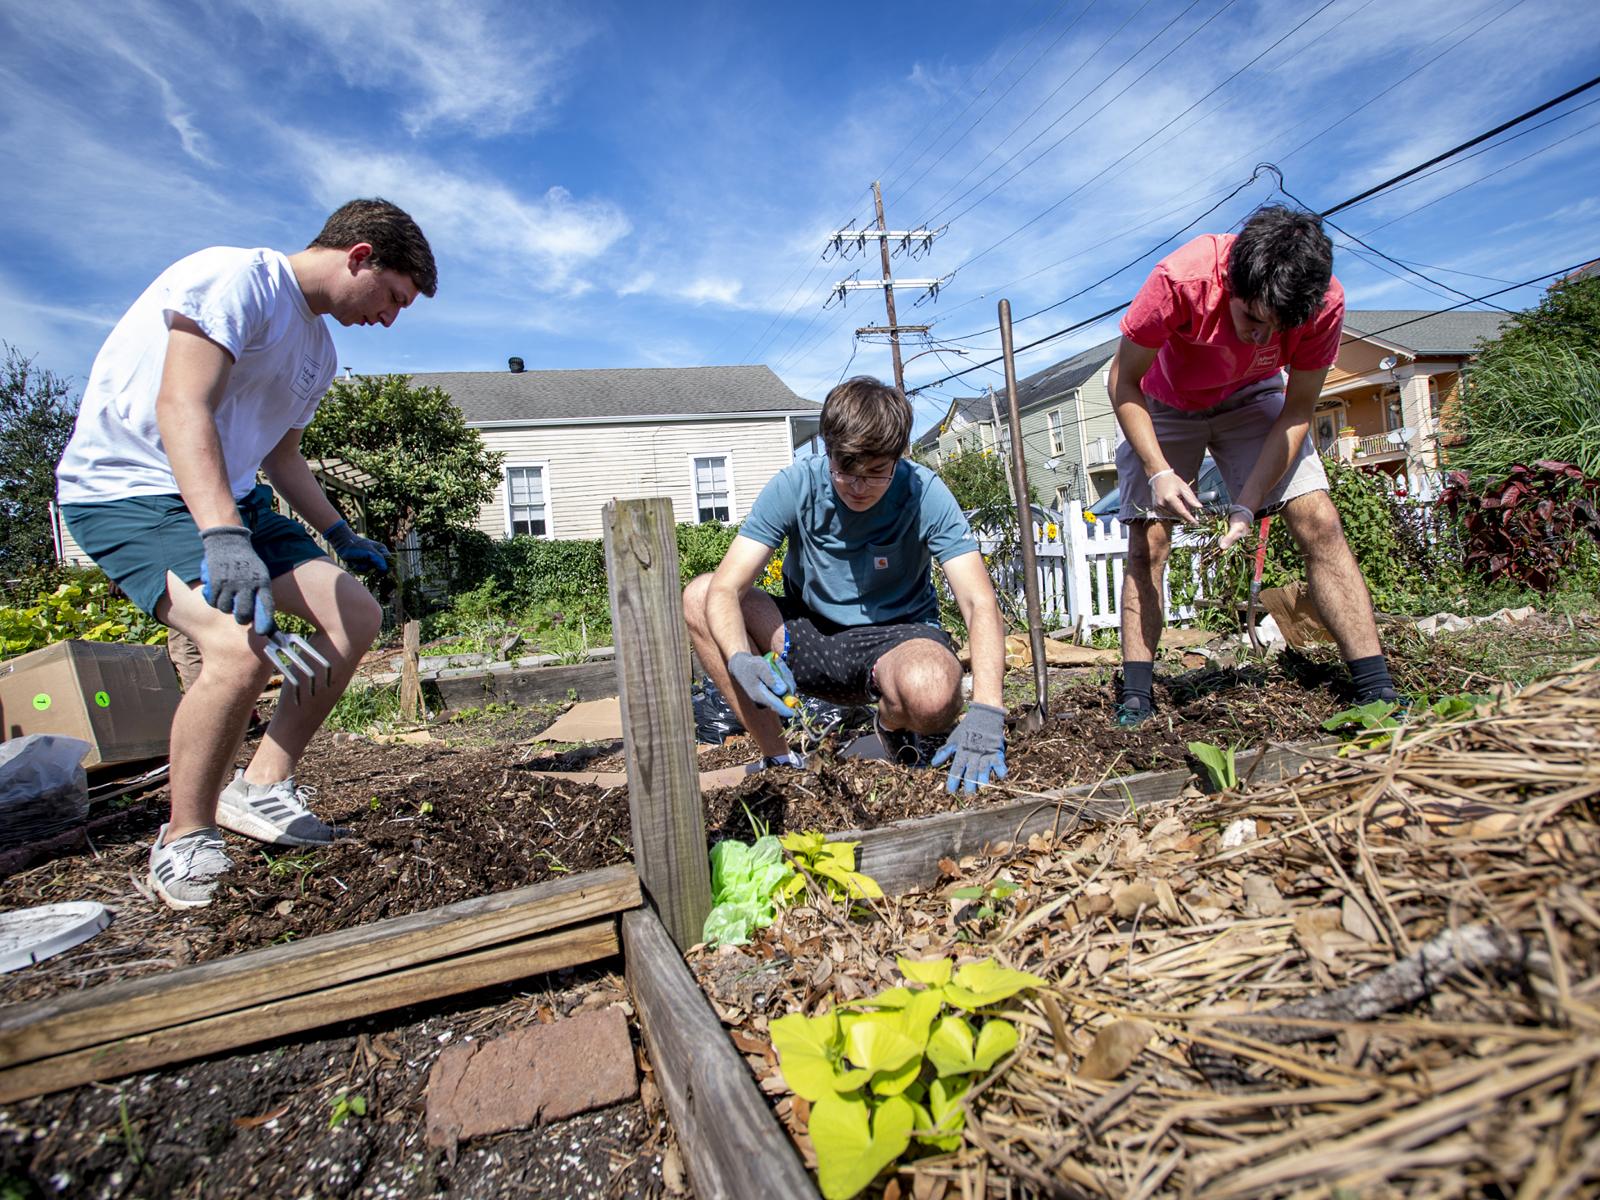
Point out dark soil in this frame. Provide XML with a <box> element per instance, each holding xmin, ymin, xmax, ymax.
<box><xmin>0</xmin><ymin>969</ymin><xmax>684</xmax><ymax>1200</ymax></box>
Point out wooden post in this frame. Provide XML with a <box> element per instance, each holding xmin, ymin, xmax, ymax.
<box><xmin>998</xmin><ymin>299</ymin><xmax>1049</xmax><ymax>731</ymax></box>
<box><xmin>399</xmin><ymin>619</ymin><xmax>422</xmax><ymax>723</ymax></box>
<box><xmin>603</xmin><ymin>498</ymin><xmax>711</xmax><ymax>949</ymax></box>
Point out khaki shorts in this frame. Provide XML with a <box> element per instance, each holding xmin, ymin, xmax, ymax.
<box><xmin>1115</xmin><ymin>378</ymin><xmax>1327</xmax><ymax>522</ymax></box>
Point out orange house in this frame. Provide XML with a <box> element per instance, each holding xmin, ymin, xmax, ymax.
<box><xmin>1315</xmin><ymin>310</ymin><xmax>1507</xmax><ymax>494</ymax></box>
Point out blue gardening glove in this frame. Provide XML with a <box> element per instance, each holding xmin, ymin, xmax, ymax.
<box><xmin>323</xmin><ymin>519</ymin><xmax>390</xmax><ymax>574</ymax></box>
<box><xmin>931</xmin><ymin>703</ymin><xmax>1008</xmax><ymax>794</ymax></box>
<box><xmin>727</xmin><ymin>651</ymin><xmax>799</xmax><ymax>718</ymax></box>
<box><xmin>198</xmin><ymin>526</ymin><xmax>275</xmax><ymax>636</ymax></box>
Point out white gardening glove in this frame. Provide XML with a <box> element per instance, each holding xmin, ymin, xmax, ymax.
<box><xmin>1148</xmin><ymin>468</ymin><xmax>1201</xmax><ymax>522</ymax></box>
<box><xmin>1218</xmin><ymin>505</ymin><xmax>1255</xmax><ymax>550</ymax></box>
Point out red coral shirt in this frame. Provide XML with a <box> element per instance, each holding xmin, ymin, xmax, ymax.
<box><xmin>1120</xmin><ymin>233</ymin><xmax>1344</xmax><ymax>412</ymax></box>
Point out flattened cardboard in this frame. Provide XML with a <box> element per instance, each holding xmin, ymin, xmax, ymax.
<box><xmin>531</xmin><ymin>698</ymin><xmax>624</xmax><ymax>744</ymax></box>
<box><xmin>0</xmin><ymin>641</ymin><xmax>181</xmax><ymax>767</ymax></box>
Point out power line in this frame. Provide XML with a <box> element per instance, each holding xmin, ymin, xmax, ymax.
<box><xmin>908</xmin><ymin>77</ymin><xmax>1600</xmax><ymax>393</ymax></box>
<box><xmin>887</xmin><ymin>0</ymin><xmax>1093</xmax><ymax>208</ymax></box>
<box><xmin>937</xmin><ymin>0</ymin><xmax>1338</xmax><ymax>274</ymax></box>
<box><xmin>925</xmin><ymin>0</ymin><xmax>1220</xmax><ymax>231</ymax></box>
<box><xmin>1322</xmin><ymin>70</ymin><xmax>1600</xmax><ymax>217</ymax></box>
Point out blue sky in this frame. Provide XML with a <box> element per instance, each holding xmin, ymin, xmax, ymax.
<box><xmin>2</xmin><ymin>0</ymin><xmax>1597</xmax><ymax>437</ymax></box>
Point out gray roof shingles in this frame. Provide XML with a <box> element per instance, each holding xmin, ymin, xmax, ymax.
<box><xmin>406</xmin><ymin>364</ymin><xmax>820</xmax><ymax>424</ymax></box>
<box><xmin>1341</xmin><ymin>310</ymin><xmax>1509</xmax><ymax>354</ymax></box>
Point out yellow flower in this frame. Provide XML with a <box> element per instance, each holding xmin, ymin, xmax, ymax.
<box><xmin>1084</xmin><ymin>511</ymin><xmax>1098</xmax><ymax>524</ymax></box>
<box><xmin>1045</xmin><ymin>522</ymin><xmax>1059</xmax><ymax>539</ymax></box>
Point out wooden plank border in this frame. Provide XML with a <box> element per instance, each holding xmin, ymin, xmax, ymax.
<box><xmin>846</xmin><ymin>741</ymin><xmax>1331</xmax><ymax>896</ymax></box>
<box><xmin>0</xmin><ymin>863</ymin><xmax>640</xmax><ymax>1069</ymax></box>
<box><xmin>0</xmin><ymin>920</ymin><xmax>619</xmax><ymax>1104</ymax></box>
<box><xmin>624</xmin><ymin>908</ymin><xmax>819</xmax><ymax>1200</ymax></box>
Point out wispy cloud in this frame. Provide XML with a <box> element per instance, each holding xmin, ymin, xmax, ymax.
<box><xmin>246</xmin><ymin>0</ymin><xmax>596</xmax><ymax>136</ymax></box>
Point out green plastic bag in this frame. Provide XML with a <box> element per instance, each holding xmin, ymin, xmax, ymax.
<box><xmin>702</xmin><ymin>835</ymin><xmax>795</xmax><ymax>946</ymax></box>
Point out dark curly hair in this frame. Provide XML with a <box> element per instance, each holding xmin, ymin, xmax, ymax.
<box><xmin>1228</xmin><ymin>205</ymin><xmax>1333</xmax><ymax>330</ymax></box>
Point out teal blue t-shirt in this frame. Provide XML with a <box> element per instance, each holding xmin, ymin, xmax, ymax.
<box><xmin>740</xmin><ymin>457</ymin><xmax>979</xmax><ymax>627</ymax></box>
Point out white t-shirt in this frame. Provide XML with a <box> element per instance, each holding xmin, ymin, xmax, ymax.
<box><xmin>56</xmin><ymin>247</ymin><xmax>336</xmax><ymax>504</ymax></box>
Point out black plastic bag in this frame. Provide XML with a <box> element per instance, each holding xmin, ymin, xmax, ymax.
<box><xmin>0</xmin><ymin>735</ymin><xmax>90</xmax><ymax>850</ymax></box>
<box><xmin>691</xmin><ymin>677</ymin><xmax>874</xmax><ymax>749</ymax></box>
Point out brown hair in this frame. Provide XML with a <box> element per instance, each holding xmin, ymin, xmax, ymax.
<box><xmin>309</xmin><ymin>198</ymin><xmax>438</xmax><ymax>298</ymax></box>
<box><xmin>820</xmin><ymin>376</ymin><xmax>913</xmax><ymax>470</ymax></box>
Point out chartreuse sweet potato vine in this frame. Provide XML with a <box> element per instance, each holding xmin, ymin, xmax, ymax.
<box><xmin>770</xmin><ymin>956</ymin><xmax>1044</xmax><ymax>1199</ymax></box>
<box><xmin>701</xmin><ymin>831</ymin><xmax>883</xmax><ymax>948</ymax></box>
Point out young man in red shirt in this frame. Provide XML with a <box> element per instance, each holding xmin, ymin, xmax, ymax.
<box><xmin>1108</xmin><ymin>205</ymin><xmax>1396</xmax><ymax>725</ymax></box>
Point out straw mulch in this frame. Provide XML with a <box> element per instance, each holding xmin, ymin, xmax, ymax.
<box><xmin>696</xmin><ymin>658</ymin><xmax>1600</xmax><ymax>1200</ymax></box>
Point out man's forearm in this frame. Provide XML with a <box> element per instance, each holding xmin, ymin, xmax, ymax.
<box><xmin>704</xmin><ymin>578</ymin><xmax>758</xmax><ymax>667</ymax></box>
<box><xmin>262</xmin><ymin>452</ymin><xmax>343</xmax><ymax>533</ymax></box>
<box><xmin>964</xmin><ymin>599</ymin><xmax>1006</xmax><ymax>708</ymax></box>
<box><xmin>1110</xmin><ymin>362</ymin><xmax>1168</xmax><ymax>480</ymax></box>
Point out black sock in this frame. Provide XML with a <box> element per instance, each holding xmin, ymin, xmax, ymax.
<box><xmin>1121</xmin><ymin>660</ymin><xmax>1155</xmax><ymax>708</ymax></box>
<box><xmin>1347</xmin><ymin>654</ymin><xmax>1397</xmax><ymax>702</ymax></box>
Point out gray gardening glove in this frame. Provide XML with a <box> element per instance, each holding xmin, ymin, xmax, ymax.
<box><xmin>198</xmin><ymin>526</ymin><xmax>275</xmax><ymax>636</ymax></box>
<box><xmin>728</xmin><ymin>651</ymin><xmax>799</xmax><ymax>718</ymax></box>
<box><xmin>931</xmin><ymin>703</ymin><xmax>1008</xmax><ymax>794</ymax></box>
<box><xmin>323</xmin><ymin>518</ymin><xmax>390</xmax><ymax>574</ymax></box>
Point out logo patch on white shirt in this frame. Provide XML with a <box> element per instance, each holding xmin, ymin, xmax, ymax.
<box><xmin>291</xmin><ymin>354</ymin><xmax>323</xmax><ymax>403</ymax></box>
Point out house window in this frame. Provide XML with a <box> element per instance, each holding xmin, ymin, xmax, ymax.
<box><xmin>1047</xmin><ymin>410</ymin><xmax>1063</xmax><ymax>455</ymax></box>
<box><xmin>1428</xmin><ymin>377</ymin><xmax>1442</xmax><ymax>422</ymax></box>
<box><xmin>694</xmin><ymin>455</ymin><xmax>731</xmax><ymax>523</ymax></box>
<box><xmin>1314</xmin><ymin>407</ymin><xmax>1345</xmax><ymax>454</ymax></box>
<box><xmin>505</xmin><ymin>465</ymin><xmax>548</xmax><ymax>538</ymax></box>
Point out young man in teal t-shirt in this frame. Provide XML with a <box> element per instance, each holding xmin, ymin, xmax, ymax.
<box><xmin>683</xmin><ymin>376</ymin><xmax>1010</xmax><ymax>792</ymax></box>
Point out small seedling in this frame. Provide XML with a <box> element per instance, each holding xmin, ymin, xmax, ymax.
<box><xmin>1187</xmin><ymin>741</ymin><xmax>1239</xmax><ymax>791</ymax></box>
<box><xmin>418</xmin><ymin>801</ymin><xmax>435</xmax><ymax>816</ymax></box>
<box><xmin>328</xmin><ymin>1091</ymin><xmax>367</xmax><ymax>1129</ymax></box>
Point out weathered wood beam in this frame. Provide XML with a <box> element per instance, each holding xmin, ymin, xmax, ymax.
<box><xmin>624</xmin><ymin>908</ymin><xmax>818</xmax><ymax>1200</ymax></box>
<box><xmin>0</xmin><ymin>920</ymin><xmax>619</xmax><ymax>1104</ymax></box>
<box><xmin>431</xmin><ymin>658</ymin><xmax>620</xmax><ymax>710</ymax></box>
<box><xmin>848</xmin><ymin>742</ymin><xmax>1328</xmax><ymax>896</ymax></box>
<box><xmin>604</xmin><ymin>499</ymin><xmax>711</xmax><ymax>950</ymax></box>
<box><xmin>0</xmin><ymin>864</ymin><xmax>640</xmax><ymax>1069</ymax></box>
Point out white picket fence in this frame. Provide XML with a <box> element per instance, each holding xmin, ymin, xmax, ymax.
<box><xmin>977</xmin><ymin>503</ymin><xmax>1205</xmax><ymax>632</ymax></box>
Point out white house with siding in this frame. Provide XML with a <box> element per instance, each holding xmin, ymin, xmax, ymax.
<box><xmin>407</xmin><ymin>362</ymin><xmax>823</xmax><ymax>541</ymax></box>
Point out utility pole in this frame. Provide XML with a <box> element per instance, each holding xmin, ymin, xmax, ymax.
<box><xmin>827</xmin><ymin>182</ymin><xmax>949</xmax><ymax>395</ymax></box>
<box><xmin>873</xmin><ymin>182</ymin><xmax>905</xmax><ymax>393</ymax></box>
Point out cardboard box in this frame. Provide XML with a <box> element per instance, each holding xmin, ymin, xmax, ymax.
<box><xmin>0</xmin><ymin>641</ymin><xmax>181</xmax><ymax>768</ymax></box>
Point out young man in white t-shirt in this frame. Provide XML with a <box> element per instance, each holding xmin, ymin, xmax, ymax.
<box><xmin>56</xmin><ymin>199</ymin><xmax>437</xmax><ymax>908</ymax></box>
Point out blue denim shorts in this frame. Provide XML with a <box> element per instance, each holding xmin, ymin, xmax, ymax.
<box><xmin>61</xmin><ymin>483</ymin><xmax>325</xmax><ymax>616</ymax></box>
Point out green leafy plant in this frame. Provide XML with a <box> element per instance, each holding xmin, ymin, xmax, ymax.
<box><xmin>1186</xmin><ymin>740</ymin><xmax>1239</xmax><ymax>791</ymax></box>
<box><xmin>769</xmin><ymin>956</ymin><xmax>1043</xmax><ymax>1198</ymax></box>
<box><xmin>779</xmin><ymin>832</ymin><xmax>883</xmax><ymax>904</ymax></box>
<box><xmin>0</xmin><ymin>574</ymin><xmax>167</xmax><ymax>660</ymax></box>
<box><xmin>702</xmin><ymin>834</ymin><xmax>796</xmax><ymax>947</ymax></box>
<box><xmin>327</xmin><ymin>1091</ymin><xmax>367</xmax><ymax>1129</ymax></box>
<box><xmin>325</xmin><ymin>682</ymin><xmax>401</xmax><ymax>733</ymax></box>
<box><xmin>1322</xmin><ymin>692</ymin><xmax>1492</xmax><ymax>752</ymax></box>
<box><xmin>948</xmin><ymin>877</ymin><xmax>1020</xmax><ymax>929</ymax></box>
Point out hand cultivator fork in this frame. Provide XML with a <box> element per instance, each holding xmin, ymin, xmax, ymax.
<box><xmin>262</xmin><ymin>624</ymin><xmax>332</xmax><ymax>703</ymax></box>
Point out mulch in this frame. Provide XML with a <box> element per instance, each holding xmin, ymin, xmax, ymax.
<box><xmin>692</xmin><ymin>658</ymin><xmax>1600</xmax><ymax>1198</ymax></box>
<box><xmin>0</xmin><ymin>966</ymin><xmax>686</xmax><ymax>1200</ymax></box>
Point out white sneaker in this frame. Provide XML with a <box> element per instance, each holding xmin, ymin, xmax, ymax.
<box><xmin>148</xmin><ymin>824</ymin><xmax>233</xmax><ymax>910</ymax></box>
<box><xmin>215</xmin><ymin>770</ymin><xmax>344</xmax><ymax>846</ymax></box>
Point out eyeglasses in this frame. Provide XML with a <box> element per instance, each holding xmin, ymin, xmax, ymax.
<box><xmin>830</xmin><ymin>469</ymin><xmax>895</xmax><ymax>490</ymax></box>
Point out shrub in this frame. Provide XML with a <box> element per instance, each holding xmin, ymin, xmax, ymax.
<box><xmin>1439</xmin><ymin>460</ymin><xmax>1600</xmax><ymax>591</ymax></box>
<box><xmin>0</xmin><ymin>570</ymin><xmax>167</xmax><ymax>660</ymax></box>
<box><xmin>1446</xmin><ymin>345</ymin><xmax>1600</xmax><ymax>481</ymax></box>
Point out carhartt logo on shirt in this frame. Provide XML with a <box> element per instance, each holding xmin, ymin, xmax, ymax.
<box><xmin>874</xmin><ymin>556</ymin><xmax>889</xmax><ymax>570</ymax></box>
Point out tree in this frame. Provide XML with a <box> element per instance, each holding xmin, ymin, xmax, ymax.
<box><xmin>300</xmin><ymin>374</ymin><xmax>503</xmax><ymax>550</ymax></box>
<box><xmin>0</xmin><ymin>345</ymin><xmax>77</xmax><ymax>582</ymax></box>
<box><xmin>1444</xmin><ymin>276</ymin><xmax>1600</xmax><ymax>481</ymax></box>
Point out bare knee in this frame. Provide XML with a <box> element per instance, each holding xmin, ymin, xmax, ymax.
<box><xmin>191</xmin><ymin>626</ymin><xmax>273</xmax><ymax>691</ymax></box>
<box><xmin>1285</xmin><ymin>492</ymin><xmax>1346</xmax><ymax>559</ymax></box>
<box><xmin>339</xmin><ymin>587</ymin><xmax>383</xmax><ymax>651</ymax></box>
<box><xmin>881</xmin><ymin>649</ymin><xmax>963</xmax><ymax>731</ymax></box>
<box><xmin>682</xmin><ymin>573</ymin><xmax>713</xmax><ymax>633</ymax></box>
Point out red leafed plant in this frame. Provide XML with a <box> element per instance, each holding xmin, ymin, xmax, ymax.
<box><xmin>1439</xmin><ymin>460</ymin><xmax>1600</xmax><ymax>591</ymax></box>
